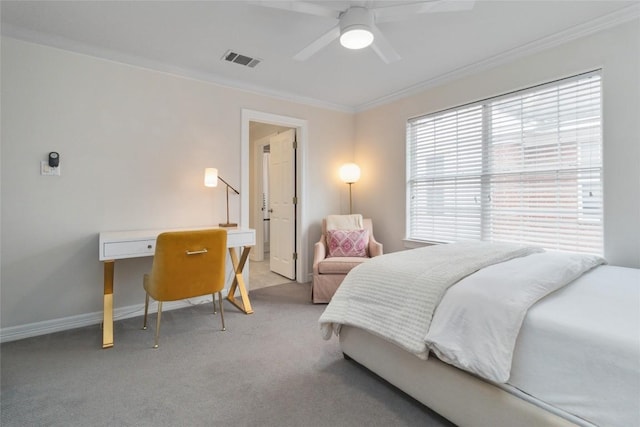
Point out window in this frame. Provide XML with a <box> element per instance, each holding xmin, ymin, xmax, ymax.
<box><xmin>406</xmin><ymin>71</ymin><xmax>603</xmax><ymax>255</ymax></box>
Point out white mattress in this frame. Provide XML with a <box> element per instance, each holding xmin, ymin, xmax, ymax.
<box><xmin>507</xmin><ymin>265</ymin><xmax>640</xmax><ymax>427</ymax></box>
<box><xmin>340</xmin><ymin>325</ymin><xmax>580</xmax><ymax>427</ymax></box>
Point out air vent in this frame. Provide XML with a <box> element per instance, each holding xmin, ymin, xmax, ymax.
<box><xmin>222</xmin><ymin>50</ymin><xmax>261</xmax><ymax>68</ymax></box>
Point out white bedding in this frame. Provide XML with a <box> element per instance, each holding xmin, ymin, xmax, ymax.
<box><xmin>320</xmin><ymin>242</ymin><xmax>639</xmax><ymax>427</ymax></box>
<box><xmin>319</xmin><ymin>241</ymin><xmax>542</xmax><ymax>358</ymax></box>
<box><xmin>425</xmin><ymin>251</ymin><xmax>605</xmax><ymax>383</ymax></box>
<box><xmin>507</xmin><ymin>265</ymin><xmax>640</xmax><ymax>427</ymax></box>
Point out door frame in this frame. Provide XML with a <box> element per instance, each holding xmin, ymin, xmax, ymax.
<box><xmin>241</xmin><ymin>109</ymin><xmax>308</xmax><ymax>283</ymax></box>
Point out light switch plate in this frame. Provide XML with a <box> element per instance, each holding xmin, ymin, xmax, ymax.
<box><xmin>41</xmin><ymin>160</ymin><xmax>61</xmax><ymax>176</ymax></box>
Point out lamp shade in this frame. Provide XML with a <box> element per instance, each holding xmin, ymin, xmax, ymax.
<box><xmin>340</xmin><ymin>163</ymin><xmax>361</xmax><ymax>184</ymax></box>
<box><xmin>204</xmin><ymin>168</ymin><xmax>218</xmax><ymax>187</ymax></box>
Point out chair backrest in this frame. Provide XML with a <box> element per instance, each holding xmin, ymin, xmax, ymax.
<box><xmin>146</xmin><ymin>229</ymin><xmax>227</xmax><ymax>301</ymax></box>
<box><xmin>322</xmin><ymin>217</ymin><xmax>375</xmax><ymax>257</ymax></box>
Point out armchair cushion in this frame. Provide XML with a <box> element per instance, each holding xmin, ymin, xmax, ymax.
<box><xmin>317</xmin><ymin>257</ymin><xmax>368</xmax><ymax>274</ymax></box>
<box><xmin>327</xmin><ymin>229</ymin><xmax>369</xmax><ymax>258</ymax></box>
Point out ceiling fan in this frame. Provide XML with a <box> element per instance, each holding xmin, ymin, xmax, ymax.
<box><xmin>253</xmin><ymin>1</ymin><xmax>475</xmax><ymax>63</ymax></box>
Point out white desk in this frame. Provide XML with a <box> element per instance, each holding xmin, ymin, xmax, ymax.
<box><xmin>99</xmin><ymin>227</ymin><xmax>256</xmax><ymax>349</ymax></box>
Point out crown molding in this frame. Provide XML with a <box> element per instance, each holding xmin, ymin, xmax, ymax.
<box><xmin>354</xmin><ymin>3</ymin><xmax>640</xmax><ymax>113</ymax></box>
<box><xmin>1</xmin><ymin>25</ymin><xmax>356</xmax><ymax>114</ymax></box>
<box><xmin>3</xmin><ymin>3</ymin><xmax>638</xmax><ymax>115</ymax></box>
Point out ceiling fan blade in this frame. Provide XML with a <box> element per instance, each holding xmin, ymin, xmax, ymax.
<box><xmin>374</xmin><ymin>0</ymin><xmax>475</xmax><ymax>23</ymax></box>
<box><xmin>249</xmin><ymin>1</ymin><xmax>340</xmax><ymax>19</ymax></box>
<box><xmin>370</xmin><ymin>24</ymin><xmax>401</xmax><ymax>64</ymax></box>
<box><xmin>294</xmin><ymin>24</ymin><xmax>341</xmax><ymax>61</ymax></box>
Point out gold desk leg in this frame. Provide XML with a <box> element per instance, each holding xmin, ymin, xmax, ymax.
<box><xmin>102</xmin><ymin>260</ymin><xmax>114</xmax><ymax>349</ymax></box>
<box><xmin>226</xmin><ymin>246</ymin><xmax>253</xmax><ymax>314</ymax></box>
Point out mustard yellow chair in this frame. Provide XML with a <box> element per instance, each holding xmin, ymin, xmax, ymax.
<box><xmin>143</xmin><ymin>229</ymin><xmax>227</xmax><ymax>348</ymax></box>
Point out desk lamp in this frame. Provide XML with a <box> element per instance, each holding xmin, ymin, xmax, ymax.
<box><xmin>205</xmin><ymin>168</ymin><xmax>240</xmax><ymax>227</ymax></box>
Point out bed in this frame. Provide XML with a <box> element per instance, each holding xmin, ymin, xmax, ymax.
<box><xmin>319</xmin><ymin>241</ymin><xmax>640</xmax><ymax>427</ymax></box>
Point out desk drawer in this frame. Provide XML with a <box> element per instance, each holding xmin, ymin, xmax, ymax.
<box><xmin>103</xmin><ymin>239</ymin><xmax>156</xmax><ymax>259</ymax></box>
<box><xmin>227</xmin><ymin>230</ymin><xmax>256</xmax><ymax>247</ymax></box>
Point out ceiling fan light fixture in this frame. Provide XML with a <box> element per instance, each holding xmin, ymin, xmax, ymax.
<box><xmin>340</xmin><ymin>26</ymin><xmax>374</xmax><ymax>49</ymax></box>
<box><xmin>339</xmin><ymin>7</ymin><xmax>375</xmax><ymax>50</ymax></box>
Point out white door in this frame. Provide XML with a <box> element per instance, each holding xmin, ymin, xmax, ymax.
<box><xmin>269</xmin><ymin>129</ymin><xmax>296</xmax><ymax>280</ymax></box>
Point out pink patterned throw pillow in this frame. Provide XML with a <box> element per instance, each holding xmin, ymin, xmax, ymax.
<box><xmin>327</xmin><ymin>229</ymin><xmax>369</xmax><ymax>258</ymax></box>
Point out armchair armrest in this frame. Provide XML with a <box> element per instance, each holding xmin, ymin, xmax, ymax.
<box><xmin>369</xmin><ymin>236</ymin><xmax>383</xmax><ymax>258</ymax></box>
<box><xmin>313</xmin><ymin>235</ymin><xmax>327</xmax><ymax>273</ymax></box>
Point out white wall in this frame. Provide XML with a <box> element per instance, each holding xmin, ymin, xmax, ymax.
<box><xmin>1</xmin><ymin>37</ymin><xmax>355</xmax><ymax>332</ymax></box>
<box><xmin>354</xmin><ymin>20</ymin><xmax>640</xmax><ymax>268</ymax></box>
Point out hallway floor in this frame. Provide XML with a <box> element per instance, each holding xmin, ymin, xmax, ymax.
<box><xmin>248</xmin><ymin>259</ymin><xmax>294</xmax><ymax>290</ymax></box>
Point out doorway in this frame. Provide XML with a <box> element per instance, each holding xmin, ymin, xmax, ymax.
<box><xmin>241</xmin><ymin>109</ymin><xmax>309</xmax><ymax>285</ymax></box>
<box><xmin>249</xmin><ymin>124</ymin><xmax>296</xmax><ymax>280</ymax></box>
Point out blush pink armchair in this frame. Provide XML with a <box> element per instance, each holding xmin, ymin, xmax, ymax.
<box><xmin>312</xmin><ymin>217</ymin><xmax>382</xmax><ymax>303</ymax></box>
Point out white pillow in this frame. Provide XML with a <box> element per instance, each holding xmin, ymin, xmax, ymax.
<box><xmin>326</xmin><ymin>214</ymin><xmax>363</xmax><ymax>231</ymax></box>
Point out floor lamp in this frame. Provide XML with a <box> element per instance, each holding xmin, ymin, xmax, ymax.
<box><xmin>204</xmin><ymin>168</ymin><xmax>240</xmax><ymax>227</ymax></box>
<box><xmin>339</xmin><ymin>163</ymin><xmax>361</xmax><ymax>214</ymax></box>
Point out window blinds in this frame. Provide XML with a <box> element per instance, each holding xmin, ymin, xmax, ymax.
<box><xmin>406</xmin><ymin>71</ymin><xmax>603</xmax><ymax>255</ymax></box>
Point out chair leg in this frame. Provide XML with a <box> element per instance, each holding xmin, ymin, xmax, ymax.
<box><xmin>212</xmin><ymin>293</ymin><xmax>217</xmax><ymax>314</ymax></box>
<box><xmin>143</xmin><ymin>293</ymin><xmax>150</xmax><ymax>330</ymax></box>
<box><xmin>154</xmin><ymin>301</ymin><xmax>163</xmax><ymax>348</ymax></box>
<box><xmin>218</xmin><ymin>291</ymin><xmax>226</xmax><ymax>331</ymax></box>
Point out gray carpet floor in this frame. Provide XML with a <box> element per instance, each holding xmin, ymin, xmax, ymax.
<box><xmin>1</xmin><ymin>282</ymin><xmax>454</xmax><ymax>427</ymax></box>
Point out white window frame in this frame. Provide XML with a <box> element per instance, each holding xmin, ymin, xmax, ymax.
<box><xmin>406</xmin><ymin>71</ymin><xmax>603</xmax><ymax>255</ymax></box>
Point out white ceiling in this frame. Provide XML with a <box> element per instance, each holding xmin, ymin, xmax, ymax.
<box><xmin>2</xmin><ymin>1</ymin><xmax>638</xmax><ymax>112</ymax></box>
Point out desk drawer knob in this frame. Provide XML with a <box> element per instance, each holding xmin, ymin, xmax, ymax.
<box><xmin>147</xmin><ymin>245</ymin><xmax>152</xmax><ymax>249</ymax></box>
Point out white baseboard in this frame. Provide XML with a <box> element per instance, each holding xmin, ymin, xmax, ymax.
<box><xmin>0</xmin><ymin>295</ymin><xmax>217</xmax><ymax>344</ymax></box>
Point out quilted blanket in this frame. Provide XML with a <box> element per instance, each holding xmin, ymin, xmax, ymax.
<box><xmin>319</xmin><ymin>241</ymin><xmax>542</xmax><ymax>359</ymax></box>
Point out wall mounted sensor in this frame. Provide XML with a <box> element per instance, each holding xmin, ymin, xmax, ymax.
<box><xmin>41</xmin><ymin>152</ymin><xmax>61</xmax><ymax>176</ymax></box>
<box><xmin>48</xmin><ymin>152</ymin><xmax>60</xmax><ymax>167</ymax></box>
